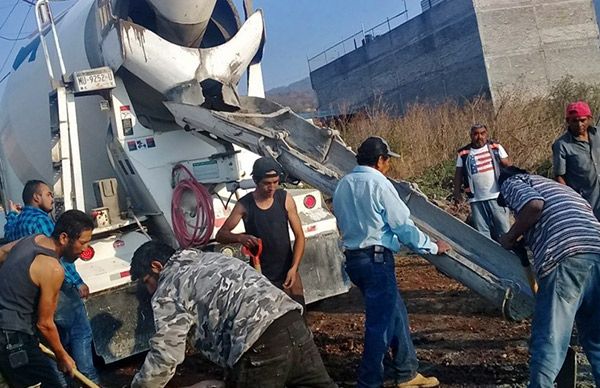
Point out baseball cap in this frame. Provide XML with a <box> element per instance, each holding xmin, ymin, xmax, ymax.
<box><xmin>251</xmin><ymin>157</ymin><xmax>283</xmax><ymax>182</ymax></box>
<box><xmin>565</xmin><ymin>101</ymin><xmax>592</xmax><ymax>119</ymax></box>
<box><xmin>356</xmin><ymin>136</ymin><xmax>400</xmax><ymax>159</ymax></box>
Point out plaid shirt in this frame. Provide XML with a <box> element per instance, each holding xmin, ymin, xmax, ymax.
<box><xmin>4</xmin><ymin>206</ymin><xmax>84</xmax><ymax>287</ymax></box>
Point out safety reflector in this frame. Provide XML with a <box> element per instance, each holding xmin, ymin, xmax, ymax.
<box><xmin>109</xmin><ymin>271</ymin><xmax>130</xmax><ymax>281</ymax></box>
<box><xmin>303</xmin><ymin>195</ymin><xmax>317</xmax><ymax>209</ymax></box>
<box><xmin>79</xmin><ymin>247</ymin><xmax>95</xmax><ymax>261</ymax></box>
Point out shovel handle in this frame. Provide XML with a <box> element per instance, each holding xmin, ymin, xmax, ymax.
<box><xmin>39</xmin><ymin>343</ymin><xmax>100</xmax><ymax>388</ymax></box>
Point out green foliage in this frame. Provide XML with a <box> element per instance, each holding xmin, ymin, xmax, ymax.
<box><xmin>410</xmin><ymin>160</ymin><xmax>456</xmax><ymax>200</ymax></box>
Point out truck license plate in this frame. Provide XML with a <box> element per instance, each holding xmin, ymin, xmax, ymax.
<box><xmin>73</xmin><ymin>67</ymin><xmax>116</xmax><ymax>93</ymax></box>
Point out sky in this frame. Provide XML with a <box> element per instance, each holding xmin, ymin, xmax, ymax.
<box><xmin>0</xmin><ymin>0</ymin><xmax>422</xmax><ymax>90</ymax></box>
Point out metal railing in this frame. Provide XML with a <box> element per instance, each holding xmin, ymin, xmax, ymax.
<box><xmin>307</xmin><ymin>3</ymin><xmax>409</xmax><ymax>72</ymax></box>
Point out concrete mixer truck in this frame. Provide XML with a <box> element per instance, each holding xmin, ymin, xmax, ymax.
<box><xmin>0</xmin><ymin>0</ymin><xmax>536</xmax><ymax>364</ymax></box>
<box><xmin>0</xmin><ymin>0</ymin><xmax>350</xmax><ymax>362</ymax></box>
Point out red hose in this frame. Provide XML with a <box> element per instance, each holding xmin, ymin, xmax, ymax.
<box><xmin>171</xmin><ymin>164</ymin><xmax>215</xmax><ymax>248</ymax></box>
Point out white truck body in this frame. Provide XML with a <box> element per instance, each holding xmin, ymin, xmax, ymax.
<box><xmin>0</xmin><ymin>0</ymin><xmax>349</xmax><ymax>362</ymax></box>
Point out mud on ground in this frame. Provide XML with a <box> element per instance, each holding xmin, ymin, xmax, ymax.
<box><xmin>100</xmin><ymin>256</ymin><xmax>594</xmax><ymax>387</ymax></box>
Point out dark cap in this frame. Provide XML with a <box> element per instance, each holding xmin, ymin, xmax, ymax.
<box><xmin>357</xmin><ymin>136</ymin><xmax>400</xmax><ymax>159</ymax></box>
<box><xmin>251</xmin><ymin>157</ymin><xmax>284</xmax><ymax>182</ymax></box>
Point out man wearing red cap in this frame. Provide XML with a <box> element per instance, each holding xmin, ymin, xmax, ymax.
<box><xmin>552</xmin><ymin>101</ymin><xmax>600</xmax><ymax>219</ymax></box>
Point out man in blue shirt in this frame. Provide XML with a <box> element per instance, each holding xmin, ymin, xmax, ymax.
<box><xmin>333</xmin><ymin>137</ymin><xmax>450</xmax><ymax>388</ymax></box>
<box><xmin>498</xmin><ymin>167</ymin><xmax>600</xmax><ymax>388</ymax></box>
<box><xmin>3</xmin><ymin>180</ymin><xmax>98</xmax><ymax>384</ymax></box>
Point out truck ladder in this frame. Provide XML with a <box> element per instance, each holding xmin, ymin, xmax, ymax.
<box><xmin>36</xmin><ymin>0</ymin><xmax>116</xmax><ymax>212</ymax></box>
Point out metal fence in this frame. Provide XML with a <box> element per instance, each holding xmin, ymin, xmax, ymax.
<box><xmin>307</xmin><ymin>3</ymin><xmax>409</xmax><ymax>73</ymax></box>
<box><xmin>420</xmin><ymin>0</ymin><xmax>446</xmax><ymax>12</ymax></box>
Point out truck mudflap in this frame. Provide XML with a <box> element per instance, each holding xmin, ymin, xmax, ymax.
<box><xmin>85</xmin><ymin>282</ymin><xmax>154</xmax><ymax>364</ymax></box>
<box><xmin>297</xmin><ymin>230</ymin><xmax>350</xmax><ymax>304</ymax></box>
<box><xmin>165</xmin><ymin>98</ymin><xmax>535</xmax><ymax>321</ymax></box>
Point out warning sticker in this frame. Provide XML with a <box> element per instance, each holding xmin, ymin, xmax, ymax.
<box><xmin>127</xmin><ymin>137</ymin><xmax>155</xmax><ymax>152</ymax></box>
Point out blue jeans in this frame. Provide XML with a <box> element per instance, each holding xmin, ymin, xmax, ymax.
<box><xmin>344</xmin><ymin>248</ymin><xmax>418</xmax><ymax>388</ymax></box>
<box><xmin>529</xmin><ymin>253</ymin><xmax>600</xmax><ymax>388</ymax></box>
<box><xmin>54</xmin><ymin>285</ymin><xmax>99</xmax><ymax>384</ymax></box>
<box><xmin>470</xmin><ymin>198</ymin><xmax>510</xmax><ymax>241</ymax></box>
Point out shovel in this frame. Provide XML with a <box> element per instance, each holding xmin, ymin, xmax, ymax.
<box><xmin>39</xmin><ymin>343</ymin><xmax>100</xmax><ymax>388</ymax></box>
<box><xmin>241</xmin><ymin>238</ymin><xmax>263</xmax><ymax>273</ymax></box>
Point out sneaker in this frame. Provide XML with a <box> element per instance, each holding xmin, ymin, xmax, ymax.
<box><xmin>395</xmin><ymin>373</ymin><xmax>439</xmax><ymax>387</ymax></box>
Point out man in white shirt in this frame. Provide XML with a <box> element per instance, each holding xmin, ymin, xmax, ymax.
<box><xmin>452</xmin><ymin>124</ymin><xmax>511</xmax><ymax>240</ymax></box>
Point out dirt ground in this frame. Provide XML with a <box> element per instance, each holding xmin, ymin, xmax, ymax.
<box><xmin>98</xmin><ymin>255</ymin><xmax>593</xmax><ymax>387</ymax></box>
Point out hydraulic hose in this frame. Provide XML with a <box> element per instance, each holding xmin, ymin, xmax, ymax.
<box><xmin>171</xmin><ymin>164</ymin><xmax>215</xmax><ymax>248</ymax></box>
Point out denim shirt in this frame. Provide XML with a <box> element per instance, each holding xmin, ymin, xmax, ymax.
<box><xmin>3</xmin><ymin>206</ymin><xmax>84</xmax><ymax>287</ymax></box>
<box><xmin>333</xmin><ymin>166</ymin><xmax>438</xmax><ymax>255</ymax></box>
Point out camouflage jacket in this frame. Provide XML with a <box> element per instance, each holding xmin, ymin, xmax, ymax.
<box><xmin>131</xmin><ymin>249</ymin><xmax>301</xmax><ymax>387</ymax></box>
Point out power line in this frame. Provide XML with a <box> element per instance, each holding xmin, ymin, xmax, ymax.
<box><xmin>0</xmin><ymin>3</ymin><xmax>32</xmax><ymax>83</ymax></box>
<box><xmin>0</xmin><ymin>29</ymin><xmax>33</xmax><ymax>41</ymax></box>
<box><xmin>0</xmin><ymin>1</ymin><xmax>20</xmax><ymax>32</ymax></box>
<box><xmin>0</xmin><ymin>31</ymin><xmax>34</xmax><ymax>42</ymax></box>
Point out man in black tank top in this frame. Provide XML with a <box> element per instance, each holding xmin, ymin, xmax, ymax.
<box><xmin>216</xmin><ymin>157</ymin><xmax>307</xmax><ymax>307</ymax></box>
<box><xmin>0</xmin><ymin>210</ymin><xmax>94</xmax><ymax>388</ymax></box>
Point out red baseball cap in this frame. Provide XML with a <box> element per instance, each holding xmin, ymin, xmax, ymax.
<box><xmin>565</xmin><ymin>101</ymin><xmax>592</xmax><ymax>119</ymax></box>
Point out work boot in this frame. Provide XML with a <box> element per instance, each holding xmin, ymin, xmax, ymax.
<box><xmin>395</xmin><ymin>373</ymin><xmax>439</xmax><ymax>388</ymax></box>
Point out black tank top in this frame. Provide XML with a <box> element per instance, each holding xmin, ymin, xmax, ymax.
<box><xmin>0</xmin><ymin>235</ymin><xmax>59</xmax><ymax>334</ymax></box>
<box><xmin>240</xmin><ymin>189</ymin><xmax>293</xmax><ymax>284</ymax></box>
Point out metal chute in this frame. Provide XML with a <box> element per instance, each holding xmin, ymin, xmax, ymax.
<box><xmin>164</xmin><ymin>97</ymin><xmax>535</xmax><ymax>321</ymax></box>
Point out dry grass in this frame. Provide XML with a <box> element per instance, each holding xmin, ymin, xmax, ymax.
<box><xmin>334</xmin><ymin>76</ymin><xmax>600</xmax><ymax>199</ymax></box>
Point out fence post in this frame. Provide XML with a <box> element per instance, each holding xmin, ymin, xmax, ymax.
<box><xmin>361</xmin><ymin>23</ymin><xmax>366</xmax><ymax>46</ymax></box>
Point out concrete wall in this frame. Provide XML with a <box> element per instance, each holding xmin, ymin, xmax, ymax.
<box><xmin>595</xmin><ymin>0</ymin><xmax>600</xmax><ymax>33</ymax></box>
<box><xmin>310</xmin><ymin>0</ymin><xmax>490</xmax><ymax>115</ymax></box>
<box><xmin>311</xmin><ymin>0</ymin><xmax>600</xmax><ymax>116</ymax></box>
<box><xmin>474</xmin><ymin>0</ymin><xmax>600</xmax><ymax>102</ymax></box>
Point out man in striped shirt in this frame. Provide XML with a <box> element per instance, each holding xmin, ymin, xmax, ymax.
<box><xmin>3</xmin><ymin>180</ymin><xmax>98</xmax><ymax>384</ymax></box>
<box><xmin>497</xmin><ymin>167</ymin><xmax>600</xmax><ymax>388</ymax></box>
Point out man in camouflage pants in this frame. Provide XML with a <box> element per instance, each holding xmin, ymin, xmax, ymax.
<box><xmin>129</xmin><ymin>241</ymin><xmax>337</xmax><ymax>388</ymax></box>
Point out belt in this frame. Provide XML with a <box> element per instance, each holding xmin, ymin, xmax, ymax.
<box><xmin>345</xmin><ymin>245</ymin><xmax>391</xmax><ymax>255</ymax></box>
<box><xmin>0</xmin><ymin>329</ymin><xmax>35</xmax><ymax>348</ymax></box>
<box><xmin>345</xmin><ymin>245</ymin><xmax>393</xmax><ymax>264</ymax></box>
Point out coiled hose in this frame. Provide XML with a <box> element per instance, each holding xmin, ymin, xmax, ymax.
<box><xmin>171</xmin><ymin>164</ymin><xmax>214</xmax><ymax>248</ymax></box>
